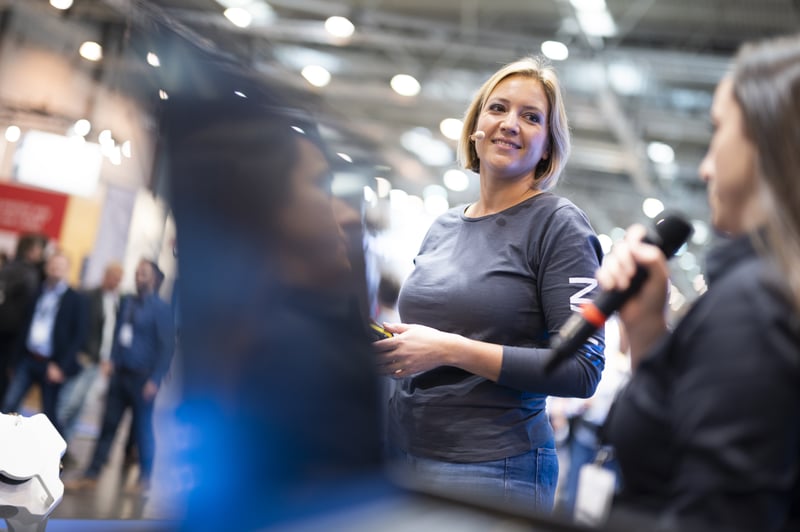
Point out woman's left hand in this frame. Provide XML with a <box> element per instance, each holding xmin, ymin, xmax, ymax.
<box><xmin>373</xmin><ymin>322</ymin><xmax>451</xmax><ymax>378</ymax></box>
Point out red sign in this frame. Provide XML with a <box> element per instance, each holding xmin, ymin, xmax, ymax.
<box><xmin>0</xmin><ymin>182</ymin><xmax>68</xmax><ymax>239</ymax></box>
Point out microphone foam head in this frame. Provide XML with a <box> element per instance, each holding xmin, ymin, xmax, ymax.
<box><xmin>653</xmin><ymin>214</ymin><xmax>694</xmax><ymax>258</ymax></box>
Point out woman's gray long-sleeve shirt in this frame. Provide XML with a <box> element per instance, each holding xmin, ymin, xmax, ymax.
<box><xmin>389</xmin><ymin>192</ymin><xmax>605</xmax><ymax>462</ymax></box>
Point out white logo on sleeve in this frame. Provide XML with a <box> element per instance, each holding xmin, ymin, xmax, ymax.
<box><xmin>568</xmin><ymin>277</ymin><xmax>597</xmax><ymax>312</ymax></box>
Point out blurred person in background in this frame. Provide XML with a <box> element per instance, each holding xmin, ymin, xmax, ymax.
<box><xmin>67</xmin><ymin>258</ymin><xmax>174</xmax><ymax>494</ymax></box>
<box><xmin>0</xmin><ymin>233</ymin><xmax>47</xmax><ymax>401</ymax></box>
<box><xmin>551</xmin><ymin>317</ymin><xmax>629</xmax><ymax>519</ymax></box>
<box><xmin>2</xmin><ymin>251</ymin><xmax>87</xmax><ymax>436</ymax></box>
<box><xmin>162</xmin><ymin>59</ymin><xmax>385</xmax><ymax>530</ymax></box>
<box><xmin>374</xmin><ymin>56</ymin><xmax>604</xmax><ymax>514</ymax></box>
<box><xmin>376</xmin><ymin>273</ymin><xmax>402</xmax><ymax>325</ymax></box>
<box><xmin>598</xmin><ymin>34</ymin><xmax>800</xmax><ymax>532</ymax></box>
<box><xmin>58</xmin><ymin>260</ymin><xmax>123</xmax><ymax>467</ymax></box>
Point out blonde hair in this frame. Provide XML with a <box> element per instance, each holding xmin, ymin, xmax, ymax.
<box><xmin>731</xmin><ymin>34</ymin><xmax>800</xmax><ymax>312</ymax></box>
<box><xmin>456</xmin><ymin>56</ymin><xmax>570</xmax><ymax>191</ymax></box>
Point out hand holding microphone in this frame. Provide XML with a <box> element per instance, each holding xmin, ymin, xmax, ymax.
<box><xmin>544</xmin><ymin>214</ymin><xmax>693</xmax><ymax>374</ymax></box>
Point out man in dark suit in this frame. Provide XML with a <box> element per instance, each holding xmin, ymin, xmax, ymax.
<box><xmin>2</xmin><ymin>251</ymin><xmax>88</xmax><ymax>436</ymax></box>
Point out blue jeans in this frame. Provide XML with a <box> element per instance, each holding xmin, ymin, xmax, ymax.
<box><xmin>86</xmin><ymin>369</ymin><xmax>156</xmax><ymax>481</ymax></box>
<box><xmin>57</xmin><ymin>363</ymin><xmax>100</xmax><ymax>443</ymax></box>
<box><xmin>3</xmin><ymin>354</ymin><xmax>63</xmax><ymax>434</ymax></box>
<box><xmin>396</xmin><ymin>446</ymin><xmax>559</xmax><ymax>514</ymax></box>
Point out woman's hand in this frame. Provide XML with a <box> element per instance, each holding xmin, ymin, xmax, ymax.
<box><xmin>595</xmin><ymin>224</ymin><xmax>670</xmax><ymax>369</ymax></box>
<box><xmin>373</xmin><ymin>322</ymin><xmax>453</xmax><ymax>379</ymax></box>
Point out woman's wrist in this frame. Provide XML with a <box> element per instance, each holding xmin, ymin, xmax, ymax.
<box><xmin>439</xmin><ymin>331</ymin><xmax>464</xmax><ymax>367</ymax></box>
<box><xmin>439</xmin><ymin>332</ymin><xmax>503</xmax><ymax>381</ymax></box>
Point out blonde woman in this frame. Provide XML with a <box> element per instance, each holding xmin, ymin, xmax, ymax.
<box><xmin>375</xmin><ymin>57</ymin><xmax>604</xmax><ymax>512</ymax></box>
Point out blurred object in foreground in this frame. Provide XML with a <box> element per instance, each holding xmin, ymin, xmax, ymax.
<box><xmin>159</xmin><ymin>39</ymin><xmax>386</xmax><ymax>530</ymax></box>
<box><xmin>0</xmin><ymin>413</ymin><xmax>66</xmax><ymax>532</ymax></box>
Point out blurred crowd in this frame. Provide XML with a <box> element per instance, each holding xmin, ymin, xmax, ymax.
<box><xmin>0</xmin><ymin>231</ymin><xmax>175</xmax><ymax>495</ymax></box>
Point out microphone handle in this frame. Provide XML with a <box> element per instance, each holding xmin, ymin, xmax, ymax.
<box><xmin>544</xmin><ymin>266</ymin><xmax>648</xmax><ymax>373</ymax></box>
<box><xmin>543</xmin><ymin>214</ymin><xmax>692</xmax><ymax>374</ymax></box>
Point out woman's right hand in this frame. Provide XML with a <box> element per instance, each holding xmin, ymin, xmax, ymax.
<box><xmin>372</xmin><ymin>322</ymin><xmax>452</xmax><ymax>378</ymax></box>
<box><xmin>595</xmin><ymin>224</ymin><xmax>670</xmax><ymax>368</ymax></box>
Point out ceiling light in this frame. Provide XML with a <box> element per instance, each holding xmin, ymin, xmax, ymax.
<box><xmin>234</xmin><ymin>90</ymin><xmax>247</xmax><ymax>98</ymax></box>
<box><xmin>216</xmin><ymin>0</ymin><xmax>276</xmax><ymax>25</ymax></box>
<box><xmin>73</xmin><ymin>119</ymin><xmax>91</xmax><ymax>137</ymax></box>
<box><xmin>642</xmin><ymin>197</ymin><xmax>664</xmax><ymax>218</ymax></box>
<box><xmin>391</xmin><ymin>74</ymin><xmax>421</xmax><ymax>97</ymax></box>
<box><xmin>647</xmin><ymin>141</ymin><xmax>675</xmax><ymax>164</ymax></box>
<box><xmin>5</xmin><ymin>125</ymin><xmax>21</xmax><ymax>143</ymax></box>
<box><xmin>50</xmin><ymin>0</ymin><xmax>73</xmax><ymax>9</ymax></box>
<box><xmin>439</xmin><ymin>118</ymin><xmax>463</xmax><ymax>141</ymax></box>
<box><xmin>159</xmin><ymin>89</ymin><xmax>169</xmax><ymax>100</ymax></box>
<box><xmin>79</xmin><ymin>41</ymin><xmax>103</xmax><ymax>62</ymax></box>
<box><xmin>224</xmin><ymin>7</ymin><xmax>253</xmax><ymax>28</ymax></box>
<box><xmin>337</xmin><ymin>152</ymin><xmax>353</xmax><ymax>163</ymax></box>
<box><xmin>541</xmin><ymin>40</ymin><xmax>569</xmax><ymax>61</ymax></box>
<box><xmin>98</xmin><ymin>129</ymin><xmax>114</xmax><ymax>148</ymax></box>
<box><xmin>301</xmin><ymin>65</ymin><xmax>331</xmax><ymax>87</ymax></box>
<box><xmin>325</xmin><ymin>16</ymin><xmax>355</xmax><ymax>39</ymax></box>
<box><xmin>576</xmin><ymin>11</ymin><xmax>617</xmax><ymax>37</ymax></box>
<box><xmin>570</xmin><ymin>0</ymin><xmax>607</xmax><ymax>11</ymax></box>
<box><xmin>443</xmin><ymin>169</ymin><xmax>469</xmax><ymax>192</ymax></box>
<box><xmin>146</xmin><ymin>52</ymin><xmax>160</xmax><ymax>67</ymax></box>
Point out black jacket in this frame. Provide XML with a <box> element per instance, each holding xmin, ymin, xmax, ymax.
<box><xmin>604</xmin><ymin>234</ymin><xmax>800</xmax><ymax>532</ymax></box>
<box><xmin>19</xmin><ymin>285</ymin><xmax>88</xmax><ymax>377</ymax></box>
<box><xmin>0</xmin><ymin>260</ymin><xmax>42</xmax><ymax>336</ymax></box>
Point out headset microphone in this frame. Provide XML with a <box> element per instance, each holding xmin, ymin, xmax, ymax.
<box><xmin>543</xmin><ymin>214</ymin><xmax>693</xmax><ymax>374</ymax></box>
<box><xmin>470</xmin><ymin>130</ymin><xmax>486</xmax><ymax>140</ymax></box>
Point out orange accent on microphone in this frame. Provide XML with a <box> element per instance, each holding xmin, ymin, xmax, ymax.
<box><xmin>580</xmin><ymin>302</ymin><xmax>607</xmax><ymax>328</ymax></box>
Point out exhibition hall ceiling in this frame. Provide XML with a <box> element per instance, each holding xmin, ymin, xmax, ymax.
<box><xmin>4</xmin><ymin>0</ymin><xmax>799</xmax><ymax>237</ymax></box>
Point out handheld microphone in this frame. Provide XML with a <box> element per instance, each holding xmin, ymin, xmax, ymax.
<box><xmin>544</xmin><ymin>214</ymin><xmax>693</xmax><ymax>374</ymax></box>
<box><xmin>470</xmin><ymin>130</ymin><xmax>485</xmax><ymax>140</ymax></box>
